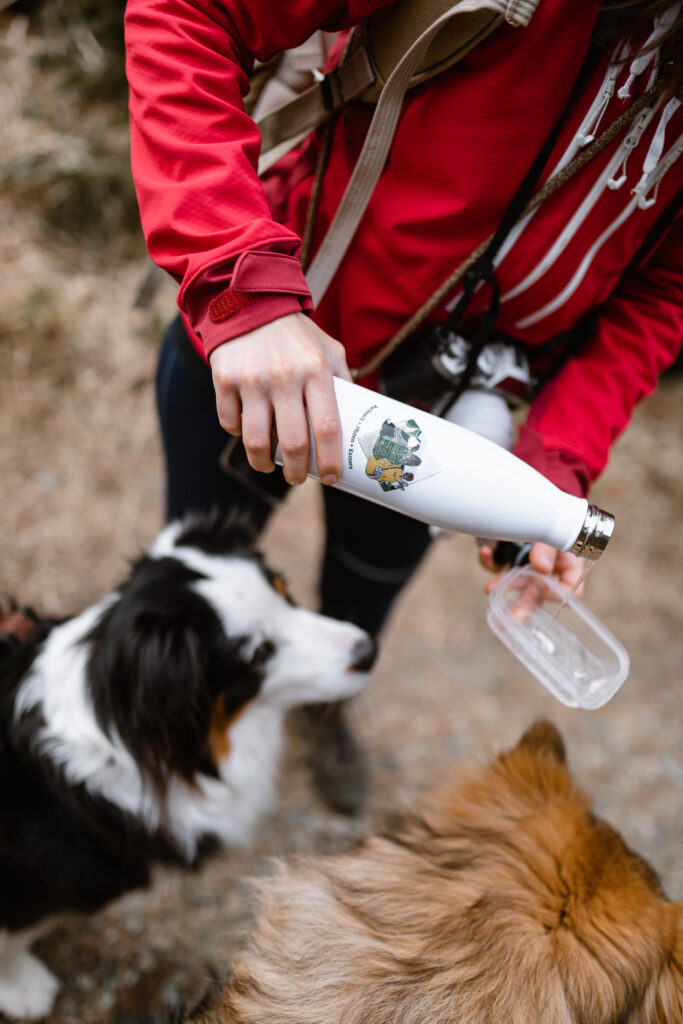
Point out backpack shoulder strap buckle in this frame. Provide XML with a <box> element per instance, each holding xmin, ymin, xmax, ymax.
<box><xmin>257</xmin><ymin>43</ymin><xmax>375</xmax><ymax>173</ymax></box>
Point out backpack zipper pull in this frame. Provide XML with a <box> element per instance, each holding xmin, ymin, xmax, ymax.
<box><xmin>607</xmin><ymin>106</ymin><xmax>655</xmax><ymax>189</ymax></box>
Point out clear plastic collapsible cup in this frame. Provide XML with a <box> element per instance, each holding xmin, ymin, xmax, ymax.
<box><xmin>487</xmin><ymin>566</ymin><xmax>629</xmax><ymax>709</ymax></box>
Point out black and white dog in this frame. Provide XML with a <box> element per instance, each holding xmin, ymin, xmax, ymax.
<box><xmin>0</xmin><ymin>512</ymin><xmax>375</xmax><ymax>1019</ymax></box>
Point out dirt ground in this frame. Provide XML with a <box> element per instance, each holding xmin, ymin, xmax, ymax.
<box><xmin>1</xmin><ymin>11</ymin><xmax>682</xmax><ymax>1023</ymax></box>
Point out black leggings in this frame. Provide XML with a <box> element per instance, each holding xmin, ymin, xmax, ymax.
<box><xmin>155</xmin><ymin>318</ymin><xmax>431</xmax><ymax>637</ymax></box>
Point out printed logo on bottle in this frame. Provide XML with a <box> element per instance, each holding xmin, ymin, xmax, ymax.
<box><xmin>348</xmin><ymin>408</ymin><xmax>440</xmax><ymax>493</ymax></box>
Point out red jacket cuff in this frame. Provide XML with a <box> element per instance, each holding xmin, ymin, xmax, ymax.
<box><xmin>203</xmin><ymin>295</ymin><xmax>312</xmax><ymax>358</ymax></box>
<box><xmin>514</xmin><ymin>427</ymin><xmax>591</xmax><ymax>498</ymax></box>
<box><xmin>183</xmin><ymin>249</ymin><xmax>314</xmax><ymax>360</ymax></box>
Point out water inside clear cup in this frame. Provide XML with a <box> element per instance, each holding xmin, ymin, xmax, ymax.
<box><xmin>487</xmin><ymin>566</ymin><xmax>629</xmax><ymax>709</ymax></box>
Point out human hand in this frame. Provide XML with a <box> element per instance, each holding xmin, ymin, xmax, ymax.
<box><xmin>209</xmin><ymin>312</ymin><xmax>352</xmax><ymax>485</ymax></box>
<box><xmin>479</xmin><ymin>541</ymin><xmax>586</xmax><ymax>597</ymax></box>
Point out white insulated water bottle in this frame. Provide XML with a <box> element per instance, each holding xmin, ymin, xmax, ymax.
<box><xmin>276</xmin><ymin>377</ymin><xmax>614</xmax><ymax>559</ymax></box>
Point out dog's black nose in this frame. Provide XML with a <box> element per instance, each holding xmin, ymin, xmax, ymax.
<box><xmin>350</xmin><ymin>635</ymin><xmax>378</xmax><ymax>672</ymax></box>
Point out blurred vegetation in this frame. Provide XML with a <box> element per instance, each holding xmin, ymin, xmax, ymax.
<box><xmin>31</xmin><ymin>0</ymin><xmax>127</xmax><ymax>102</ymax></box>
<box><xmin>1</xmin><ymin>0</ymin><xmax>143</xmax><ymax>262</ymax></box>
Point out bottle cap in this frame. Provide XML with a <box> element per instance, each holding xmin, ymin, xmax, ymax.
<box><xmin>571</xmin><ymin>505</ymin><xmax>614</xmax><ymax>560</ymax></box>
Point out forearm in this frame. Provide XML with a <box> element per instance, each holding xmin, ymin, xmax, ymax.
<box><xmin>125</xmin><ymin>0</ymin><xmax>312</xmax><ymax>327</ymax></box>
<box><xmin>124</xmin><ymin>0</ymin><xmax>391</xmax><ymax>354</ymax></box>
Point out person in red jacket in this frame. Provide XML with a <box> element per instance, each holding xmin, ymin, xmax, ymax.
<box><xmin>125</xmin><ymin>0</ymin><xmax>682</xmax><ymax>814</ymax></box>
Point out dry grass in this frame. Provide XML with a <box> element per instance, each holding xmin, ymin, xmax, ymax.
<box><xmin>0</xmin><ymin>2</ymin><xmax>164</xmax><ymax>613</ymax></box>
<box><xmin>1</xmin><ymin>3</ymin><xmax>139</xmax><ymax>260</ymax></box>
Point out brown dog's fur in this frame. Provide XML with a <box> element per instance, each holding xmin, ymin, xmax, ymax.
<box><xmin>187</xmin><ymin>722</ymin><xmax>682</xmax><ymax>1024</ymax></box>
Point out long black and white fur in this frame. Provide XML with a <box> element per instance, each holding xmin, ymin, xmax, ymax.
<box><xmin>0</xmin><ymin>512</ymin><xmax>375</xmax><ymax>1019</ymax></box>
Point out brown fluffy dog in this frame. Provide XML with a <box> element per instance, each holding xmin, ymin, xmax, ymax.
<box><xmin>186</xmin><ymin>722</ymin><xmax>682</xmax><ymax>1024</ymax></box>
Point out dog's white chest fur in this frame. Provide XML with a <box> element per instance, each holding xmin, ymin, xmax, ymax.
<box><xmin>167</xmin><ymin>705</ymin><xmax>285</xmax><ymax>856</ymax></box>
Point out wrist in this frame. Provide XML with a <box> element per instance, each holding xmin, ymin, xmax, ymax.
<box><xmin>204</xmin><ymin>295</ymin><xmax>311</xmax><ymax>359</ymax></box>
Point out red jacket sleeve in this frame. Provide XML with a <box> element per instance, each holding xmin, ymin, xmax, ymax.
<box><xmin>515</xmin><ymin>215</ymin><xmax>683</xmax><ymax>493</ymax></box>
<box><xmin>124</xmin><ymin>0</ymin><xmax>392</xmax><ymax>357</ymax></box>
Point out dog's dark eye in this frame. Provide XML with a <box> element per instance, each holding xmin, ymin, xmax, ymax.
<box><xmin>251</xmin><ymin>640</ymin><xmax>275</xmax><ymax>666</ymax></box>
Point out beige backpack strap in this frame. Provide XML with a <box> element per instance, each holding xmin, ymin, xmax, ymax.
<box><xmin>257</xmin><ymin>0</ymin><xmax>538</xmax><ymax>175</ymax></box>
<box><xmin>359</xmin><ymin>0</ymin><xmax>532</xmax><ymax>103</ymax></box>
<box><xmin>257</xmin><ymin>44</ymin><xmax>375</xmax><ymax>175</ymax></box>
<box><xmin>305</xmin><ymin>1</ymin><xmax>537</xmax><ymax>305</ymax></box>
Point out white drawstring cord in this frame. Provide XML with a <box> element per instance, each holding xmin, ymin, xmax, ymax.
<box><xmin>607</xmin><ymin>106</ymin><xmax>656</xmax><ymax>189</ymax></box>
<box><xmin>636</xmin><ymin>177</ymin><xmax>661</xmax><ymax>209</ymax></box>
<box><xmin>632</xmin><ymin>96</ymin><xmax>682</xmax><ymax>206</ymax></box>
<box><xmin>577</xmin><ymin>70</ymin><xmax>618</xmax><ymax>146</ymax></box>
<box><xmin>617</xmin><ymin>1</ymin><xmax>682</xmax><ymax>99</ymax></box>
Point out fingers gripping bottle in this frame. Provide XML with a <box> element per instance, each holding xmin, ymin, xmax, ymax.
<box><xmin>276</xmin><ymin>378</ymin><xmax>614</xmax><ymax>559</ymax></box>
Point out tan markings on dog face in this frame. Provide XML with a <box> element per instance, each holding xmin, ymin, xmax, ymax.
<box><xmin>208</xmin><ymin>695</ymin><xmax>249</xmax><ymax>765</ymax></box>
<box><xmin>270</xmin><ymin>573</ymin><xmax>288</xmax><ymax>597</ymax></box>
<box><xmin>262</xmin><ymin>566</ymin><xmax>295</xmax><ymax>604</ymax></box>
<box><xmin>209</xmin><ymin>695</ymin><xmax>231</xmax><ymax>763</ymax></box>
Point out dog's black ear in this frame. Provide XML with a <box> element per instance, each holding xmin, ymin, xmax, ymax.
<box><xmin>516</xmin><ymin>720</ymin><xmax>567</xmax><ymax>764</ymax></box>
<box><xmin>85</xmin><ymin>556</ymin><xmax>256</xmax><ymax>790</ymax></box>
<box><xmin>174</xmin><ymin>507</ymin><xmax>258</xmax><ymax>557</ymax></box>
